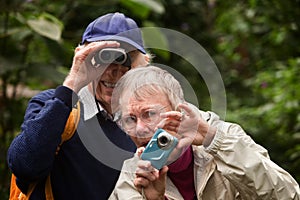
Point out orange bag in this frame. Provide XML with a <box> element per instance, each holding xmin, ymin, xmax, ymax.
<box><xmin>9</xmin><ymin>102</ymin><xmax>80</xmax><ymax>200</ymax></box>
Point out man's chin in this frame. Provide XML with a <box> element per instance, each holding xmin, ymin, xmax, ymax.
<box><xmin>96</xmin><ymin>96</ymin><xmax>112</xmax><ymax>109</ymax></box>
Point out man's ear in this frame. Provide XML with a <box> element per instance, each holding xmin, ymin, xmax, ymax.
<box><xmin>145</xmin><ymin>52</ymin><xmax>154</xmax><ymax>64</ymax></box>
<box><xmin>145</xmin><ymin>54</ymin><xmax>150</xmax><ymax>64</ymax></box>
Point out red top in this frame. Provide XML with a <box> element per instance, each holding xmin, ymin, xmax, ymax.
<box><xmin>168</xmin><ymin>146</ymin><xmax>196</xmax><ymax>200</ymax></box>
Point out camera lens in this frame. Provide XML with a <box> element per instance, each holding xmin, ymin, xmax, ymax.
<box><xmin>157</xmin><ymin>131</ymin><xmax>173</xmax><ymax>149</ymax></box>
<box><xmin>158</xmin><ymin>136</ymin><xmax>169</xmax><ymax>146</ymax></box>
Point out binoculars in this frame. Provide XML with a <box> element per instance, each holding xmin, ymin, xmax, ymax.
<box><xmin>92</xmin><ymin>48</ymin><xmax>131</xmax><ymax>68</ymax></box>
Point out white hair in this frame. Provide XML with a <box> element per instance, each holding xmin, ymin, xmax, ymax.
<box><xmin>111</xmin><ymin>66</ymin><xmax>184</xmax><ymax>113</ymax></box>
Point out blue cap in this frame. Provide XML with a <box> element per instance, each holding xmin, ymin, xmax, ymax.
<box><xmin>81</xmin><ymin>12</ymin><xmax>146</xmax><ymax>54</ymax></box>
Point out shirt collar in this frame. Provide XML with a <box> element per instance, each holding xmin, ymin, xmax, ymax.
<box><xmin>78</xmin><ymin>86</ymin><xmax>113</xmax><ymax>121</ymax></box>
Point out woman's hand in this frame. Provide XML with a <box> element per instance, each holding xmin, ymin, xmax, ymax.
<box><xmin>157</xmin><ymin>103</ymin><xmax>214</xmax><ymax>150</ymax></box>
<box><xmin>134</xmin><ymin>147</ymin><xmax>168</xmax><ymax>200</ymax></box>
<box><xmin>63</xmin><ymin>41</ymin><xmax>120</xmax><ymax>93</ymax></box>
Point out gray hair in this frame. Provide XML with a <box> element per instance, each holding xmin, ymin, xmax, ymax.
<box><xmin>111</xmin><ymin>66</ymin><xmax>184</xmax><ymax>114</ymax></box>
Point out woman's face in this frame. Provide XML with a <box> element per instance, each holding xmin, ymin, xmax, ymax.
<box><xmin>119</xmin><ymin>91</ymin><xmax>172</xmax><ymax>148</ymax></box>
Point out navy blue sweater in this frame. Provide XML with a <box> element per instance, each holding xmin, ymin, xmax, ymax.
<box><xmin>7</xmin><ymin>86</ymin><xmax>136</xmax><ymax>199</ymax></box>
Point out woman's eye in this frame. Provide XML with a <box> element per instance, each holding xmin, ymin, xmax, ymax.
<box><xmin>143</xmin><ymin>110</ymin><xmax>158</xmax><ymax>120</ymax></box>
<box><xmin>124</xmin><ymin>116</ymin><xmax>136</xmax><ymax>124</ymax></box>
<box><xmin>149</xmin><ymin>110</ymin><xmax>158</xmax><ymax>117</ymax></box>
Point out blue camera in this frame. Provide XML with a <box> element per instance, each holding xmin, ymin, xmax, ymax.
<box><xmin>141</xmin><ymin>129</ymin><xmax>178</xmax><ymax>170</ymax></box>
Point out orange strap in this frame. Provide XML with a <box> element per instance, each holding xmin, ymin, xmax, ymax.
<box><xmin>45</xmin><ymin>175</ymin><xmax>54</xmax><ymax>200</ymax></box>
<box><xmin>10</xmin><ymin>101</ymin><xmax>80</xmax><ymax>200</ymax></box>
<box><xmin>10</xmin><ymin>174</ymin><xmax>37</xmax><ymax>200</ymax></box>
<box><xmin>56</xmin><ymin>101</ymin><xmax>81</xmax><ymax>154</ymax></box>
<box><xmin>61</xmin><ymin>101</ymin><xmax>81</xmax><ymax>142</ymax></box>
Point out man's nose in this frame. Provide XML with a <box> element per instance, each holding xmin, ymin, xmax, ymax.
<box><xmin>108</xmin><ymin>65</ymin><xmax>126</xmax><ymax>78</ymax></box>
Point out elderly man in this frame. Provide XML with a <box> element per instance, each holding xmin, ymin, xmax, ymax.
<box><xmin>8</xmin><ymin>12</ymin><xmax>150</xmax><ymax>199</ymax></box>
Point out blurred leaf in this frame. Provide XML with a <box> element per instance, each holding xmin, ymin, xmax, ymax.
<box><xmin>132</xmin><ymin>0</ymin><xmax>164</xmax><ymax>14</ymax></box>
<box><xmin>293</xmin><ymin>132</ymin><xmax>300</xmax><ymax>140</ymax></box>
<box><xmin>27</xmin><ymin>13</ymin><xmax>63</xmax><ymax>41</ymax></box>
<box><xmin>120</xmin><ymin>0</ymin><xmax>164</xmax><ymax>19</ymax></box>
<box><xmin>142</xmin><ymin>22</ymin><xmax>170</xmax><ymax>60</ymax></box>
<box><xmin>120</xmin><ymin>0</ymin><xmax>151</xmax><ymax>19</ymax></box>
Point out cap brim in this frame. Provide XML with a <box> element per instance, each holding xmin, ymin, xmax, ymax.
<box><xmin>85</xmin><ymin>35</ymin><xmax>146</xmax><ymax>54</ymax></box>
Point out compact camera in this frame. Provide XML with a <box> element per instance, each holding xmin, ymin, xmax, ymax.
<box><xmin>91</xmin><ymin>48</ymin><xmax>131</xmax><ymax>68</ymax></box>
<box><xmin>141</xmin><ymin>129</ymin><xmax>178</xmax><ymax>170</ymax></box>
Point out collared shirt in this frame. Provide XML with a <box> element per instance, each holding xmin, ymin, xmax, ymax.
<box><xmin>78</xmin><ymin>86</ymin><xmax>113</xmax><ymax>121</ymax></box>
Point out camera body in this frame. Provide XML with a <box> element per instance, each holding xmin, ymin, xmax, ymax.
<box><xmin>91</xmin><ymin>48</ymin><xmax>131</xmax><ymax>68</ymax></box>
<box><xmin>141</xmin><ymin>129</ymin><xmax>178</xmax><ymax>170</ymax></box>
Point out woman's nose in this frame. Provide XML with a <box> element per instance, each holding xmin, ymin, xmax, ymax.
<box><xmin>135</xmin><ymin>119</ymin><xmax>151</xmax><ymax>139</ymax></box>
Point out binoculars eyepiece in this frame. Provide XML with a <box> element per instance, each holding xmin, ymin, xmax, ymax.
<box><xmin>92</xmin><ymin>48</ymin><xmax>131</xmax><ymax>68</ymax></box>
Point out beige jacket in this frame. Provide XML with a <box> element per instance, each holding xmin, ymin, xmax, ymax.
<box><xmin>109</xmin><ymin>111</ymin><xmax>300</xmax><ymax>200</ymax></box>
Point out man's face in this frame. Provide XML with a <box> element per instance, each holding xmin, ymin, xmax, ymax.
<box><xmin>95</xmin><ymin>49</ymin><xmax>149</xmax><ymax>111</ymax></box>
<box><xmin>119</xmin><ymin>91</ymin><xmax>172</xmax><ymax>148</ymax></box>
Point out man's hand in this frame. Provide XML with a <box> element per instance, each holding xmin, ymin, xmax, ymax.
<box><xmin>63</xmin><ymin>41</ymin><xmax>120</xmax><ymax>93</ymax></box>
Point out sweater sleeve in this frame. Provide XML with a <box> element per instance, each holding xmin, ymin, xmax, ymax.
<box><xmin>7</xmin><ymin>86</ymin><xmax>78</xmax><ymax>184</ymax></box>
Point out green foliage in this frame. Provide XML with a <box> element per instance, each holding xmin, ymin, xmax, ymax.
<box><xmin>1</xmin><ymin>0</ymin><xmax>300</xmax><ymax>197</ymax></box>
<box><xmin>213</xmin><ymin>0</ymin><xmax>300</xmax><ymax>181</ymax></box>
<box><xmin>227</xmin><ymin>58</ymin><xmax>300</xmax><ymax>180</ymax></box>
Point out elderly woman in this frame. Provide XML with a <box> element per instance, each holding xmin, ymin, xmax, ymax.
<box><xmin>109</xmin><ymin>66</ymin><xmax>300</xmax><ymax>200</ymax></box>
